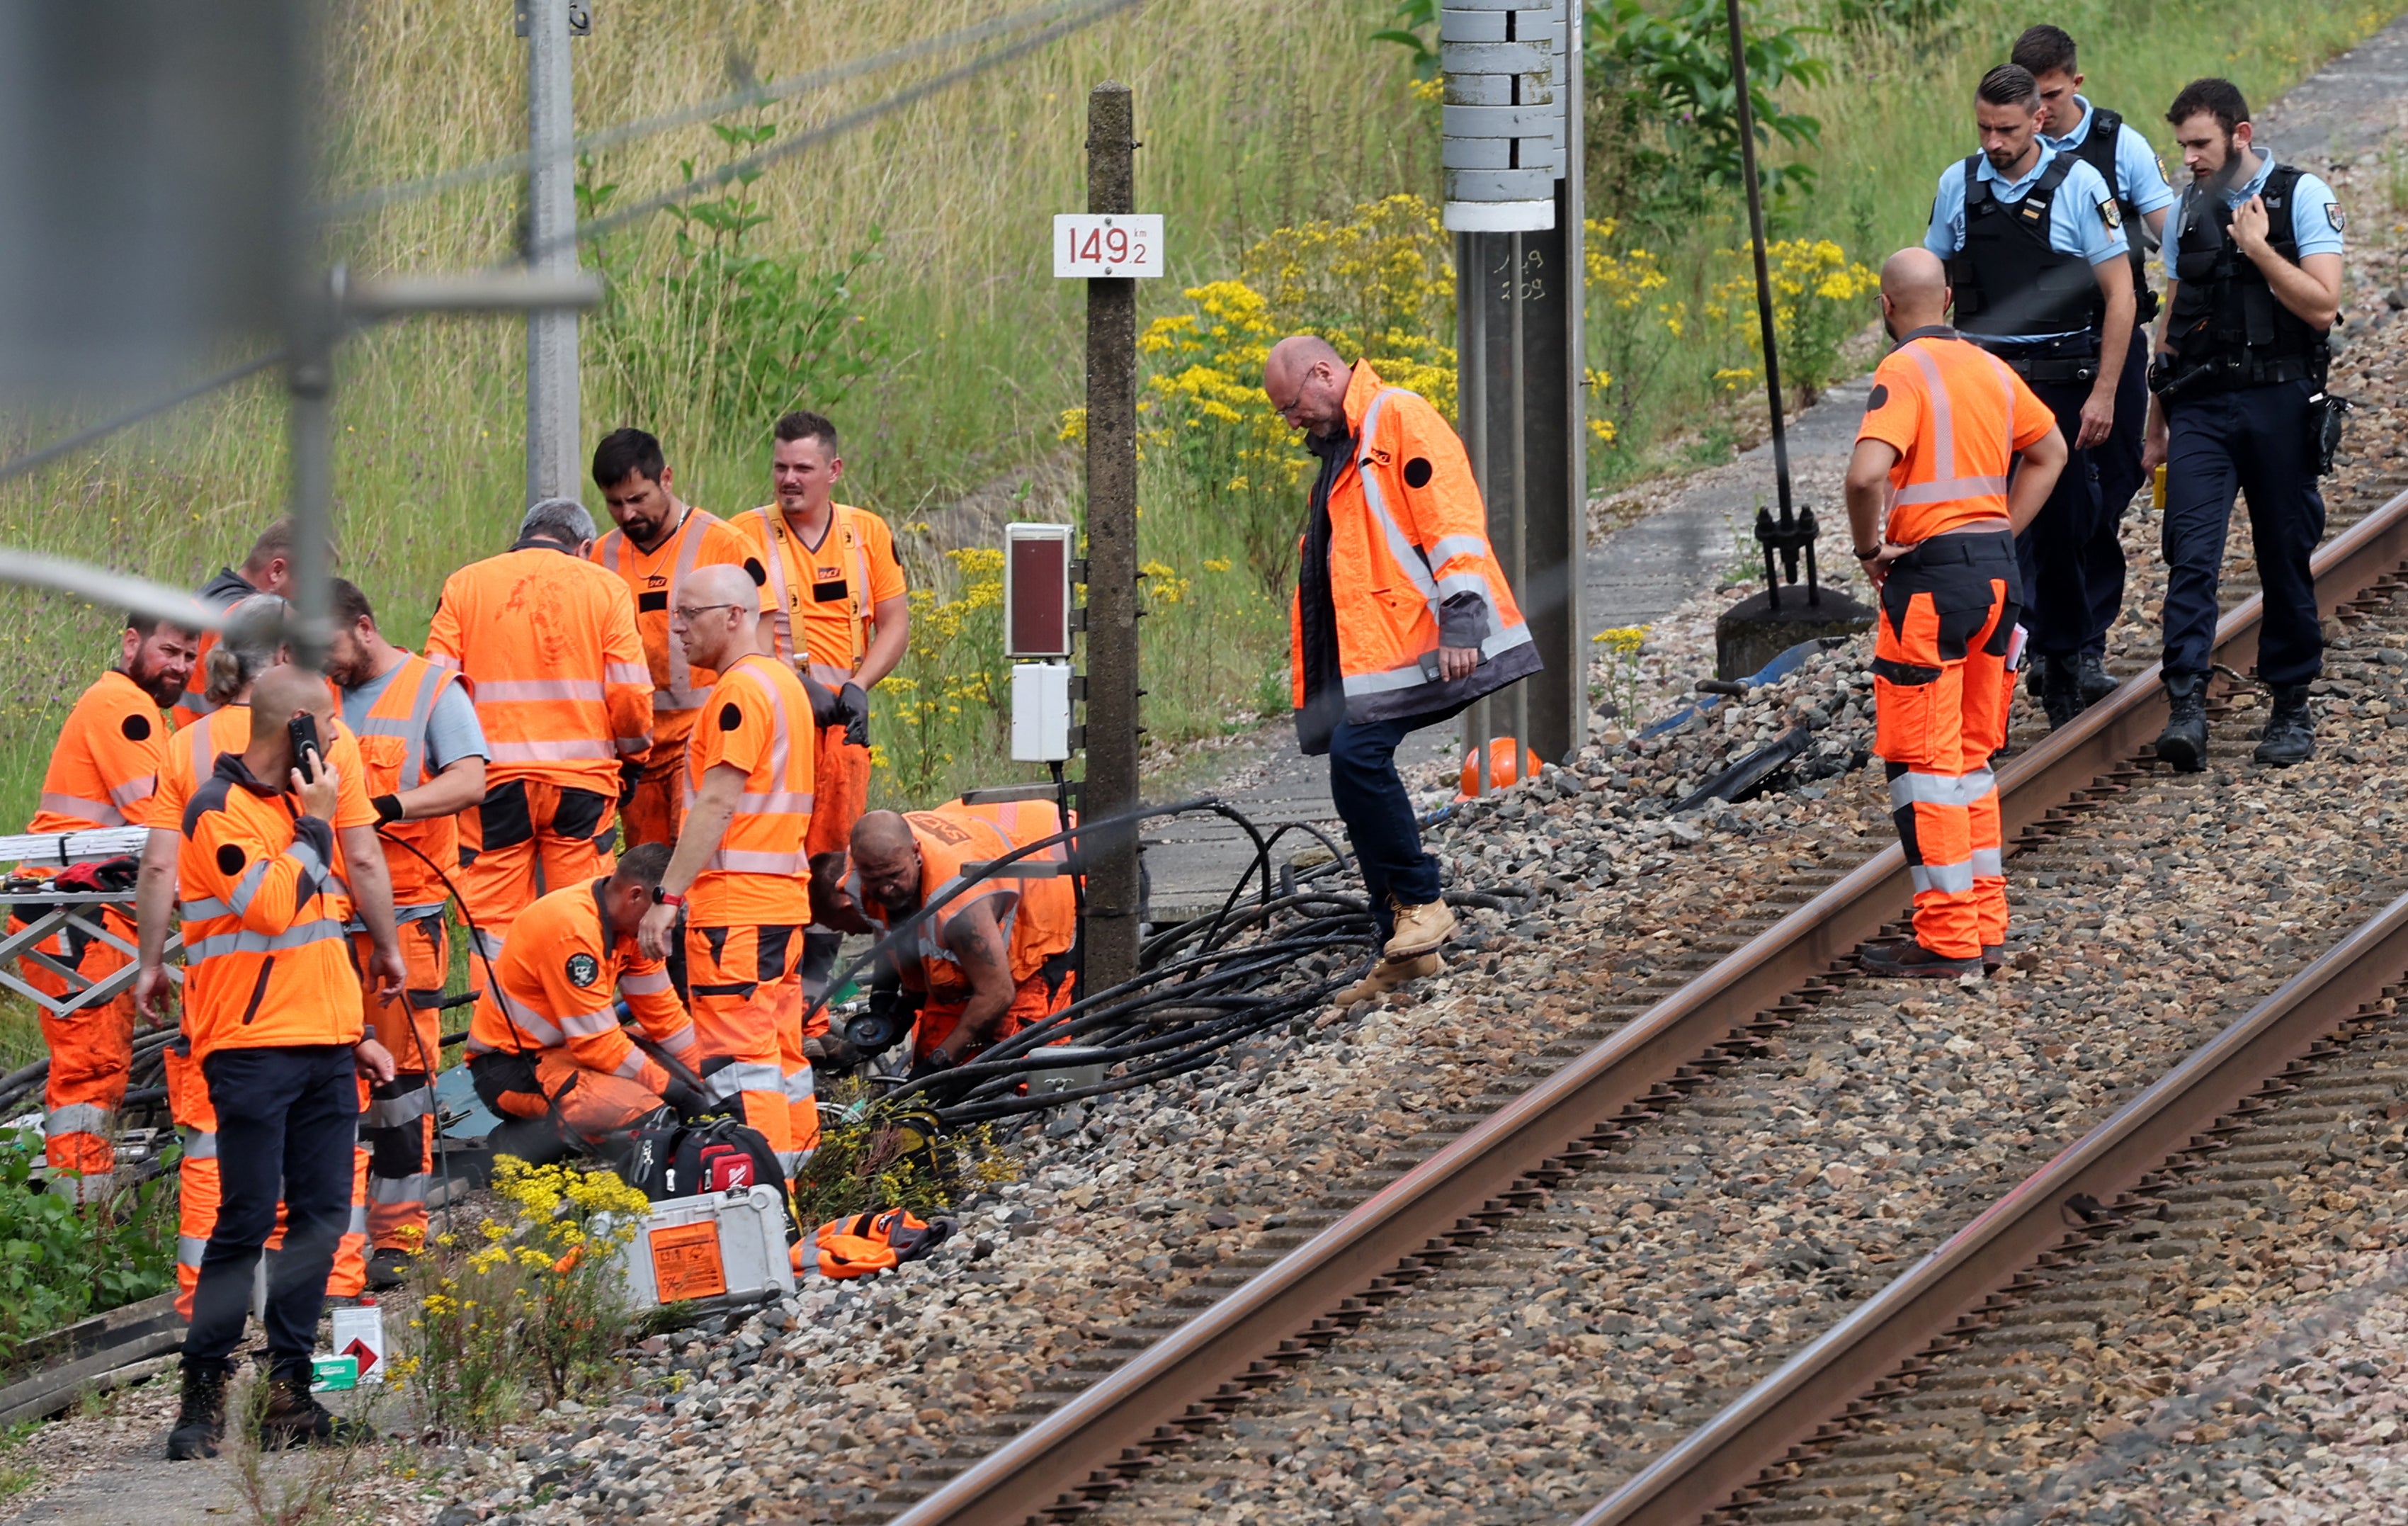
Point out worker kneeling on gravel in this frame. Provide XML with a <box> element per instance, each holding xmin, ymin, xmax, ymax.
<box><xmin>465</xmin><ymin>843</ymin><xmax>711</xmax><ymax>1160</ymax></box>
<box><xmin>842</xmin><ymin>802</ymin><xmax>1078</xmax><ymax>1079</ymax></box>
<box><xmin>1845</xmin><ymin>249</ymin><xmax>2070</xmax><ymax>978</ymax></box>
<box><xmin>1261</xmin><ymin>334</ymin><xmax>1540</xmax><ymax>1007</ymax></box>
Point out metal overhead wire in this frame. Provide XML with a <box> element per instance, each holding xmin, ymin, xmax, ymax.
<box><xmin>0</xmin><ymin>0</ymin><xmax>1145</xmax><ymax>490</ymax></box>
<box><xmin>315</xmin><ymin>0</ymin><xmax>1117</xmax><ymax>222</ymax></box>
<box><xmin>557</xmin><ymin>0</ymin><xmax>1147</xmax><ymax>253</ymax></box>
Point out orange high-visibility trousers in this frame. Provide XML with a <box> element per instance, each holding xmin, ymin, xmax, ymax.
<box><xmin>620</xmin><ymin>755</ymin><xmax>687</xmax><ymax>851</ymax></box>
<box><xmin>805</xmin><ymin>725</ymin><xmax>870</xmax><ymax>861</ymax></box>
<box><xmin>164</xmin><ymin>1044</ymin><xmax>367</xmax><ymax>1316</ymax></box>
<box><xmin>457</xmin><ymin>778</ymin><xmax>618</xmax><ymax>959</ymax></box>
<box><xmin>11</xmin><ymin>907</ymin><xmax>137</xmax><ymax>1197</ymax></box>
<box><xmin>1873</xmin><ymin>531</ymin><xmax>2023</xmax><ymax>960</ymax></box>
<box><xmin>356</xmin><ymin>918</ymin><xmax>449</xmax><ymax>1252</ymax></box>
<box><xmin>687</xmin><ymin>923</ymin><xmax>817</xmax><ymax>1173</ymax></box>
<box><xmin>913</xmin><ymin>954</ymin><xmax>1079</xmax><ymax>1067</ymax></box>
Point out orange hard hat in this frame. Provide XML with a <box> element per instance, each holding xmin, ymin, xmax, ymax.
<box><xmin>1457</xmin><ymin>738</ymin><xmax>1541</xmax><ymax>798</ymax></box>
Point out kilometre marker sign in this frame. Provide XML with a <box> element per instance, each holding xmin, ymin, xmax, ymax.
<box><xmin>1054</xmin><ymin>213</ymin><xmax>1163</xmax><ymax>278</ymax></box>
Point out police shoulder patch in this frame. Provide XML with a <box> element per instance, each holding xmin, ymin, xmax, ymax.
<box><xmin>2099</xmin><ymin>197</ymin><xmax>2121</xmax><ymax>230</ymax></box>
<box><xmin>2328</xmin><ymin>202</ymin><xmax>2346</xmax><ymax>231</ymax></box>
<box><xmin>565</xmin><ymin>951</ymin><xmax>600</xmax><ymax>988</ymax></box>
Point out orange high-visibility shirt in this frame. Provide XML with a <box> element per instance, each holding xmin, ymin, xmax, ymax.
<box><xmin>424</xmin><ymin>543</ymin><xmax>653</xmax><ymax>792</ymax></box>
<box><xmin>683</xmin><ymin>654</ymin><xmax>815</xmax><ymax>926</ymax></box>
<box><xmin>861</xmin><ymin>801</ymin><xmax>1077</xmax><ymax>1001</ymax></box>
<box><xmin>732</xmin><ymin>503</ymin><xmax>907</xmax><ymax>690</ymax></box>
<box><xmin>28</xmin><ymin>671</ymin><xmax>172</xmax><ymax>832</ymax></box>
<box><xmin>1856</xmin><ymin>329</ymin><xmax>2055</xmax><ymax>545</ymax></box>
<box><xmin>176</xmin><ymin>756</ymin><xmax>362</xmax><ymax>1059</ymax></box>
<box><xmin>156</xmin><ymin>707</ymin><xmax>376</xmax><ymax>839</ymax></box>
<box><xmin>464</xmin><ymin>879</ymin><xmax>694</xmax><ymax>1091</ymax></box>
<box><xmin>346</xmin><ymin>652</ymin><xmax>469</xmax><ymax>910</ymax></box>
<box><xmin>588</xmin><ymin>507</ymin><xmax>771</xmax><ymax>758</ymax></box>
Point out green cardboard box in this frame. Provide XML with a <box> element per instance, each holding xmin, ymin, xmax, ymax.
<box><xmin>309</xmin><ymin>1355</ymin><xmax>358</xmax><ymax>1393</ymax></box>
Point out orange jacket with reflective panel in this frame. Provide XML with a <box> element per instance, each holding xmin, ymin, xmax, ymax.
<box><xmin>858</xmin><ymin>801</ymin><xmax>1077</xmax><ymax>1000</ymax></box>
<box><xmin>423</xmin><ymin>543</ymin><xmax>653</xmax><ymax>792</ymax></box>
<box><xmin>589</xmin><ymin>507</ymin><xmax>768</xmax><ymax>759</ymax></box>
<box><xmin>1288</xmin><ymin>362</ymin><xmax>1541</xmax><ymax>724</ymax></box>
<box><xmin>684</xmin><ymin>653</ymin><xmax>817</xmax><ymax>926</ymax></box>
<box><xmin>27</xmin><ymin>671</ymin><xmax>171</xmax><ymax>832</ymax></box>
<box><xmin>176</xmin><ymin>755</ymin><xmax>363</xmax><ymax>1060</ymax></box>
<box><xmin>348</xmin><ymin>652</ymin><xmax>468</xmax><ymax>910</ymax></box>
<box><xmin>464</xmin><ymin>879</ymin><xmax>695</xmax><ymax>1092</ymax></box>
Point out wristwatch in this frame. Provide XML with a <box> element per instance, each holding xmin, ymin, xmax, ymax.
<box><xmin>1853</xmin><ymin>545</ymin><xmax>1882</xmax><ymax>561</ymax></box>
<box><xmin>652</xmin><ymin>888</ymin><xmax>686</xmax><ymax>908</ymax></box>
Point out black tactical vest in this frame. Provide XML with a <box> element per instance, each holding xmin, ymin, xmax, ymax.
<box><xmin>2062</xmin><ymin>107</ymin><xmax>2159</xmax><ymax>324</ymax></box>
<box><xmin>2164</xmin><ymin>162</ymin><xmax>2327</xmax><ymax>385</ymax></box>
<box><xmin>1949</xmin><ymin>154</ymin><xmax>2107</xmax><ymax>343</ymax></box>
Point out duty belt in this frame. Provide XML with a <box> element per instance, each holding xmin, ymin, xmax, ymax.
<box><xmin>2158</xmin><ymin>350</ymin><xmax>2324</xmax><ymax>400</ymax></box>
<box><xmin>1970</xmin><ymin>337</ymin><xmax>2103</xmax><ymax>385</ymax></box>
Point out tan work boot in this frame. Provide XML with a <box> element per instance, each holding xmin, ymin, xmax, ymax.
<box><xmin>1334</xmin><ymin>951</ymin><xmax>1441</xmax><ymax>1007</ymax></box>
<box><xmin>1383</xmin><ymin>898</ymin><xmax>1458</xmax><ymax>960</ymax></box>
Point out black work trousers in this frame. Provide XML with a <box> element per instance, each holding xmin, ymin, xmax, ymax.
<box><xmin>2160</xmin><ymin>379</ymin><xmax>2327</xmax><ymax>686</ymax></box>
<box><xmin>1328</xmin><ymin>715</ymin><xmax>1446</xmax><ymax>946</ymax></box>
<box><xmin>2079</xmin><ymin>327</ymin><xmax>2153</xmax><ymax>657</ymax></box>
<box><xmin>186</xmin><ymin>1044</ymin><xmax>358</xmax><ymax>1382</ymax></box>
<box><xmin>2008</xmin><ymin>373</ymin><xmax>2106</xmax><ymax>661</ymax></box>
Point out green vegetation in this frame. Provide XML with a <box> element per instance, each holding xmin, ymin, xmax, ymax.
<box><xmin>0</xmin><ymin>1132</ymin><xmax>178</xmax><ymax>1361</ymax></box>
<box><xmin>0</xmin><ymin>0</ymin><xmax>2395</xmax><ymax>823</ymax></box>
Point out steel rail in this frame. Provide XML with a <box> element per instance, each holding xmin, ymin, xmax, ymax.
<box><xmin>887</xmin><ymin>480</ymin><xmax>2408</xmax><ymax>1526</ymax></box>
<box><xmin>1577</xmin><ymin>871</ymin><xmax>2408</xmax><ymax>1526</ymax></box>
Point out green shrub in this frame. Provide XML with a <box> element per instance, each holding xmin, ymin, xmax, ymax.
<box><xmin>0</xmin><ymin>1131</ymin><xmax>176</xmax><ymax>1360</ymax></box>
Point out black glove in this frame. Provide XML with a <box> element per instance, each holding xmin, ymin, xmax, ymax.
<box><xmin>904</xmin><ymin>1049</ymin><xmax>956</xmax><ymax>1084</ymax></box>
<box><xmin>618</xmin><ymin>757</ymin><xmax>644</xmax><ymax>807</ymax></box>
<box><xmin>835</xmin><ymin>682</ymin><xmax>871</xmax><ymax>750</ymax></box>
<box><xmin>659</xmin><ymin>1074</ymin><xmax>708</xmax><ymax>1120</ymax></box>
<box><xmin>802</xmin><ymin>674</ymin><xmax>841</xmax><ymax>728</ymax></box>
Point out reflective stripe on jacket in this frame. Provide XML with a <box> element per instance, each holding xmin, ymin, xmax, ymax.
<box><xmin>735</xmin><ymin>503</ymin><xmax>881</xmax><ymax>689</ymax></box>
<box><xmin>423</xmin><ymin>543</ymin><xmax>653</xmax><ymax>790</ymax></box>
<box><xmin>1286</xmin><ymin>363</ymin><xmax>1541</xmax><ymax>725</ymax></box>
<box><xmin>590</xmin><ymin>507</ymin><xmax>763</xmax><ymax>746</ymax></box>
<box><xmin>1857</xmin><ymin>329</ymin><xmax>2054</xmax><ymax>544</ymax></box>
<box><xmin>351</xmin><ymin>652</ymin><xmax>463</xmax><ymax>909</ymax></box>
<box><xmin>863</xmin><ymin>802</ymin><xmax>1077</xmax><ymax>998</ymax></box>
<box><xmin>684</xmin><ymin>654</ymin><xmax>817</xmax><ymax>891</ymax></box>
<box><xmin>463</xmin><ymin>879</ymin><xmax>694</xmax><ymax>1089</ymax></box>
<box><xmin>176</xmin><ymin>754</ymin><xmax>362</xmax><ymax>1059</ymax></box>
<box><xmin>27</xmin><ymin>670</ymin><xmax>168</xmax><ymax>832</ymax></box>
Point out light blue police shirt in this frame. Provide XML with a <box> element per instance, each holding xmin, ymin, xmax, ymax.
<box><xmin>2161</xmin><ymin>145</ymin><xmax>2343</xmax><ymax>286</ymax></box>
<box><xmin>1925</xmin><ymin>144</ymin><xmax>2130</xmax><ymax>340</ymax></box>
<box><xmin>2041</xmin><ymin>95</ymin><xmax>2178</xmax><ymax>220</ymax></box>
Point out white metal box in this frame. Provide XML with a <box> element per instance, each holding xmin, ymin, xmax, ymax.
<box><xmin>609</xmin><ymin>1185</ymin><xmax>795</xmax><ymax>1309</ymax></box>
<box><xmin>1011</xmin><ymin>662</ymin><xmax>1074</xmax><ymax>762</ymax></box>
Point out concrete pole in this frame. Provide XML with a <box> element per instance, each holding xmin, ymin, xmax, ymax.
<box><xmin>286</xmin><ymin>288</ymin><xmax>336</xmax><ymax>670</ymax></box>
<box><xmin>1080</xmin><ymin>81</ymin><xmax>1142</xmax><ymax>992</ymax></box>
<box><xmin>525</xmin><ymin>0</ymin><xmax>581</xmax><ymax>507</ymax></box>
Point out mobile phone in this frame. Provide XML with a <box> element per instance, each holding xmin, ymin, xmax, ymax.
<box><xmin>288</xmin><ymin>713</ymin><xmax>323</xmax><ymax>785</ymax></box>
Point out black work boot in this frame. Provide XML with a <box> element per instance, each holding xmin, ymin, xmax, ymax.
<box><xmin>2038</xmin><ymin>656</ymin><xmax>2087</xmax><ymax>729</ymax></box>
<box><xmin>2254</xmin><ymin>682</ymin><xmax>2317</xmax><ymax>767</ymax></box>
<box><xmin>2076</xmin><ymin>652</ymin><xmax>2118</xmax><ymax>705</ymax></box>
<box><xmin>1859</xmin><ymin>940</ymin><xmax>1984</xmax><ymax>979</ymax></box>
<box><xmin>165</xmin><ymin>1360</ymin><xmax>229</xmax><ymax>1461</ymax></box>
<box><xmin>2154</xmin><ymin>672</ymin><xmax>2210</xmax><ymax>772</ymax></box>
<box><xmin>259</xmin><ymin>1372</ymin><xmax>375</xmax><ymax>1450</ymax></box>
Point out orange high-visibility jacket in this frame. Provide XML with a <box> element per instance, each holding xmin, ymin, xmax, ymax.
<box><xmin>176</xmin><ymin>756</ymin><xmax>363</xmax><ymax>1060</ymax></box>
<box><xmin>28</xmin><ymin>671</ymin><xmax>171</xmax><ymax>832</ymax></box>
<box><xmin>424</xmin><ymin>542</ymin><xmax>653</xmax><ymax>792</ymax></box>
<box><xmin>732</xmin><ymin>503</ymin><xmax>908</xmax><ymax>690</ymax></box>
<box><xmin>860</xmin><ymin>801</ymin><xmax>1077</xmax><ymax>1000</ymax></box>
<box><xmin>157</xmin><ymin>707</ymin><xmax>377</xmax><ymax>869</ymax></box>
<box><xmin>1856</xmin><ymin>329</ymin><xmax>2055</xmax><ymax>545</ymax></box>
<box><xmin>589</xmin><ymin>507</ymin><xmax>768</xmax><ymax>760</ymax></box>
<box><xmin>1288</xmin><ymin>362</ymin><xmax>1541</xmax><ymax>723</ymax></box>
<box><xmin>683</xmin><ymin>653</ymin><xmax>817</xmax><ymax>925</ymax></box>
<box><xmin>464</xmin><ymin>879</ymin><xmax>695</xmax><ymax>1091</ymax></box>
<box><xmin>348</xmin><ymin>652</ymin><xmax>467</xmax><ymax>910</ymax></box>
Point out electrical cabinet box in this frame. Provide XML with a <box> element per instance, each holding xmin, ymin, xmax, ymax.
<box><xmin>610</xmin><ymin>1185</ymin><xmax>795</xmax><ymax>1309</ymax></box>
<box><xmin>1011</xmin><ymin>662</ymin><xmax>1074</xmax><ymax>762</ymax></box>
<box><xmin>1004</xmin><ymin>522</ymin><xmax>1074</xmax><ymax>659</ymax></box>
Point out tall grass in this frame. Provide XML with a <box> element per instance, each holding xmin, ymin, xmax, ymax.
<box><xmin>1582</xmin><ymin>0</ymin><xmax>2400</xmax><ymax>486</ymax></box>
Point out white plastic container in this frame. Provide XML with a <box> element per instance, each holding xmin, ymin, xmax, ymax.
<box><xmin>610</xmin><ymin>1186</ymin><xmax>795</xmax><ymax>1309</ymax></box>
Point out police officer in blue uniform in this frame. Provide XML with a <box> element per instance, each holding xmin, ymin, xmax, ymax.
<box><xmin>2016</xmin><ymin>25</ymin><xmax>2179</xmax><ymax>706</ymax></box>
<box><xmin>1925</xmin><ymin>64</ymin><xmax>2135</xmax><ymax>730</ymax></box>
<box><xmin>2144</xmin><ymin>78</ymin><xmax>2344</xmax><ymax>770</ymax></box>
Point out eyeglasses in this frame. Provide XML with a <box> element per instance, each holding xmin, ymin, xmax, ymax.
<box><xmin>670</xmin><ymin>603</ymin><xmax>742</xmax><ymax>623</ymax></box>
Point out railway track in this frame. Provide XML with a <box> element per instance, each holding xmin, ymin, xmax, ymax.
<box><xmin>854</xmin><ymin>456</ymin><xmax>2408</xmax><ymax>1526</ymax></box>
